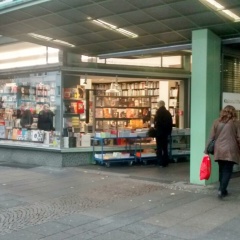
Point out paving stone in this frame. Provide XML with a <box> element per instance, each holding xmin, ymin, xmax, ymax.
<box><xmin>55</xmin><ymin>214</ymin><xmax>99</xmax><ymax>227</ymax></box>
<box><xmin>144</xmin><ymin>232</ymin><xmax>186</xmax><ymax>239</ymax></box>
<box><xmin>160</xmin><ymin>224</ymin><xmax>209</xmax><ymax>240</ymax></box>
<box><xmin>119</xmin><ymin>222</ymin><xmax>162</xmax><ymax>237</ymax></box>
<box><xmin>90</xmin><ymin>229</ymin><xmax>142</xmax><ymax>240</ymax></box>
<box><xmin>0</xmin><ymin>229</ymin><xmax>44</xmax><ymax>240</ymax></box>
<box><xmin>24</xmin><ymin>221</ymin><xmax>72</xmax><ymax>236</ymax></box>
<box><xmin>195</xmin><ymin>227</ymin><xmax>239</xmax><ymax>240</ymax></box>
<box><xmin>39</xmin><ymin>231</ymin><xmax>73</xmax><ymax>240</ymax></box>
<box><xmin>0</xmin><ymin>199</ymin><xmax>27</xmax><ymax>208</ymax></box>
<box><xmin>63</xmin><ymin>231</ymin><xmax>100</xmax><ymax>240</ymax></box>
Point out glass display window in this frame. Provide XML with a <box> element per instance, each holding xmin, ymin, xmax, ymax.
<box><xmin>0</xmin><ymin>71</ymin><xmax>61</xmax><ymax>148</ymax></box>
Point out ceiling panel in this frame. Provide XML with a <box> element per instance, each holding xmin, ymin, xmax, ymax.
<box><xmin>136</xmin><ymin>35</ymin><xmax>165</xmax><ymax>45</ymax></box>
<box><xmin>23</xmin><ymin>18</ymin><xmax>54</xmax><ymax>30</ymax></box>
<box><xmin>61</xmin><ymin>24</ymin><xmax>91</xmax><ymax>35</ymax></box>
<box><xmin>21</xmin><ymin>6</ymin><xmax>51</xmax><ymax>17</ymax></box>
<box><xmin>99</xmin><ymin>0</ymin><xmax>137</xmax><ymax>14</ymax></box>
<box><xmin>208</xmin><ymin>23</ymin><xmax>238</xmax><ymax>36</ymax></box>
<box><xmin>78</xmin><ymin>5</ymin><xmax>113</xmax><ymax>19</ymax></box>
<box><xmin>129</xmin><ymin>0</ymin><xmax>165</xmax><ymax>8</ymax></box>
<box><xmin>59</xmin><ymin>0</ymin><xmax>91</xmax><ymax>7</ymax></box>
<box><xmin>115</xmin><ymin>39</ymin><xmax>144</xmax><ymax>49</ymax></box>
<box><xmin>130</xmin><ymin>21</ymin><xmax>171</xmax><ymax>34</ymax></box>
<box><xmin>41</xmin><ymin>1</ymin><xmax>70</xmax><ymax>12</ymax></box>
<box><xmin>62</xmin><ymin>36</ymin><xmax>89</xmax><ymax>45</ymax></box>
<box><xmin>39</xmin><ymin>14</ymin><xmax>72</xmax><ymax>26</ymax></box>
<box><xmin>188</xmin><ymin>12</ymin><xmax>227</xmax><ymax>27</ymax></box>
<box><xmin>35</xmin><ymin>28</ymin><xmax>72</xmax><ymax>39</ymax></box>
<box><xmin>154</xmin><ymin>32</ymin><xmax>188</xmax><ymax>44</ymax></box>
<box><xmin>80</xmin><ymin>33</ymin><xmax>108</xmax><ymax>43</ymax></box>
<box><xmin>0</xmin><ymin>0</ymin><xmax>239</xmax><ymax>56</ymax></box>
<box><xmin>161</xmin><ymin>17</ymin><xmax>197</xmax><ymax>30</ymax></box>
<box><xmin>144</xmin><ymin>5</ymin><xmax>181</xmax><ymax>20</ymax></box>
<box><xmin>169</xmin><ymin>0</ymin><xmax>207</xmax><ymax>15</ymax></box>
<box><xmin>57</xmin><ymin>9</ymin><xmax>89</xmax><ymax>22</ymax></box>
<box><xmin>119</xmin><ymin>10</ymin><xmax>155</xmax><ymax>24</ymax></box>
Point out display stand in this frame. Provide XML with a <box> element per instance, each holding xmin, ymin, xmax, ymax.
<box><xmin>170</xmin><ymin>130</ymin><xmax>190</xmax><ymax>162</ymax></box>
<box><xmin>92</xmin><ymin>136</ymin><xmax>140</xmax><ymax>167</ymax></box>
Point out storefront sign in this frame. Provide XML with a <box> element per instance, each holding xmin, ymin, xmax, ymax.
<box><xmin>222</xmin><ymin>92</ymin><xmax>240</xmax><ymax>110</ymax></box>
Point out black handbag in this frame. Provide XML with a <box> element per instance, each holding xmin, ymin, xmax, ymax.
<box><xmin>206</xmin><ymin>123</ymin><xmax>225</xmax><ymax>155</ymax></box>
<box><xmin>147</xmin><ymin>127</ymin><xmax>157</xmax><ymax>138</ymax></box>
<box><xmin>207</xmin><ymin>139</ymin><xmax>215</xmax><ymax>155</ymax></box>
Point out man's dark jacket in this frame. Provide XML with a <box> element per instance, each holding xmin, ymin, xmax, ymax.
<box><xmin>154</xmin><ymin>106</ymin><xmax>173</xmax><ymax>136</ymax></box>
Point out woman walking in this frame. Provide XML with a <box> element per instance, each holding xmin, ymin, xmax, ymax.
<box><xmin>205</xmin><ymin>105</ymin><xmax>240</xmax><ymax>199</ymax></box>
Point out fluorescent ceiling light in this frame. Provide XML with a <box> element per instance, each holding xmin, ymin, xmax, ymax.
<box><xmin>199</xmin><ymin>0</ymin><xmax>240</xmax><ymax>22</ymax></box>
<box><xmin>28</xmin><ymin>33</ymin><xmax>52</xmax><ymax>41</ymax></box>
<box><xmin>199</xmin><ymin>0</ymin><xmax>224</xmax><ymax>10</ymax></box>
<box><xmin>28</xmin><ymin>33</ymin><xmax>75</xmax><ymax>47</ymax></box>
<box><xmin>92</xmin><ymin>19</ymin><xmax>138</xmax><ymax>38</ymax></box>
<box><xmin>221</xmin><ymin>9</ymin><xmax>240</xmax><ymax>22</ymax></box>
<box><xmin>52</xmin><ymin>39</ymin><xmax>75</xmax><ymax>47</ymax></box>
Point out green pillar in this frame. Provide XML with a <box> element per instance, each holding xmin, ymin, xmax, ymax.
<box><xmin>190</xmin><ymin>29</ymin><xmax>221</xmax><ymax>185</ymax></box>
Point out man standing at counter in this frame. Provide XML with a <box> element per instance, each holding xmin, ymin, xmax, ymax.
<box><xmin>154</xmin><ymin>100</ymin><xmax>173</xmax><ymax>167</ymax></box>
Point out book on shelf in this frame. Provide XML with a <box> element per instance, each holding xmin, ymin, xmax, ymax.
<box><xmin>64</xmin><ymin>88</ymin><xmax>78</xmax><ymax>99</ymax></box>
<box><xmin>126</xmin><ymin>109</ymin><xmax>139</xmax><ymax>118</ymax></box>
<box><xmin>95</xmin><ymin>97</ymin><xmax>103</xmax><ymax>107</ymax></box>
<box><xmin>119</xmin><ymin>97</ymin><xmax>128</xmax><ymax>107</ymax></box>
<box><xmin>103</xmin><ymin>108</ymin><xmax>112</xmax><ymax>118</ymax></box>
<box><xmin>117</xmin><ymin>109</ymin><xmax>126</xmax><ymax>118</ymax></box>
<box><xmin>95</xmin><ymin>108</ymin><xmax>103</xmax><ymax>118</ymax></box>
<box><xmin>111</xmin><ymin>108</ymin><xmax>118</xmax><ymax>118</ymax></box>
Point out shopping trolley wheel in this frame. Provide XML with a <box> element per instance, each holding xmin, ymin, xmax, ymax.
<box><xmin>105</xmin><ymin>162</ymin><xmax>110</xmax><ymax>168</ymax></box>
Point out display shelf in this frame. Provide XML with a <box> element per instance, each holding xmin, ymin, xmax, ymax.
<box><xmin>63</xmin><ymin>98</ymin><xmax>84</xmax><ymax>101</ymax></box>
<box><xmin>94</xmin><ymin>96</ymin><xmax>151</xmax><ymax>132</ymax></box>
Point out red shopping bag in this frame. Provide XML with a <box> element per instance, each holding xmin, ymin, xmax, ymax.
<box><xmin>200</xmin><ymin>155</ymin><xmax>211</xmax><ymax>180</ymax></box>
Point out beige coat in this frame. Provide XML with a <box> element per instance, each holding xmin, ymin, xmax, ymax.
<box><xmin>205</xmin><ymin>119</ymin><xmax>240</xmax><ymax>164</ymax></box>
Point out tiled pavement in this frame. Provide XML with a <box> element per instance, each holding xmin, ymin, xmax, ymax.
<box><xmin>0</xmin><ymin>161</ymin><xmax>240</xmax><ymax>240</ymax></box>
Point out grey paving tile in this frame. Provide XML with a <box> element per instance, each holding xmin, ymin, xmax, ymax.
<box><xmin>0</xmin><ymin>229</ymin><xmax>44</xmax><ymax>240</ymax></box>
<box><xmin>82</xmin><ymin>207</ymin><xmax>121</xmax><ymax>218</ymax></box>
<box><xmin>55</xmin><ymin>214</ymin><xmax>99</xmax><ymax>227</ymax></box>
<box><xmin>218</xmin><ymin>216</ymin><xmax>240</xmax><ymax>234</ymax></box>
<box><xmin>0</xmin><ymin>193</ymin><xmax>21</xmax><ymax>201</ymax></box>
<box><xmin>0</xmin><ymin>199</ymin><xmax>27</xmax><ymax>208</ymax></box>
<box><xmin>195</xmin><ymin>227</ymin><xmax>240</xmax><ymax>240</ymax></box>
<box><xmin>120</xmin><ymin>222</ymin><xmax>162</xmax><ymax>237</ymax></box>
<box><xmin>64</xmin><ymin>222</ymin><xmax>102</xmax><ymax>235</ymax></box>
<box><xmin>143</xmin><ymin>211</ymin><xmax>185</xmax><ymax>228</ymax></box>
<box><xmin>90</xmin><ymin>229</ymin><xmax>142</xmax><ymax>240</ymax></box>
<box><xmin>160</xmin><ymin>224</ymin><xmax>209</xmax><ymax>240</ymax></box>
<box><xmin>25</xmin><ymin>221</ymin><xmax>72</xmax><ymax>237</ymax></box>
<box><xmin>39</xmin><ymin>231</ymin><xmax>73</xmax><ymax>240</ymax></box>
<box><xmin>145</xmin><ymin>233</ymin><xmax>186</xmax><ymax>239</ymax></box>
<box><xmin>91</xmin><ymin>219</ymin><xmax>134</xmax><ymax>234</ymax></box>
<box><xmin>63</xmin><ymin>231</ymin><xmax>99</xmax><ymax>240</ymax></box>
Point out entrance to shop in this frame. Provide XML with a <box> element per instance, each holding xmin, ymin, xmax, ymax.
<box><xmin>80</xmin><ymin>159</ymin><xmax>190</xmax><ymax>184</ymax></box>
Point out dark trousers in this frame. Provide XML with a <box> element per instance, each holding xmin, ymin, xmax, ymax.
<box><xmin>217</xmin><ymin>160</ymin><xmax>234</xmax><ymax>194</ymax></box>
<box><xmin>156</xmin><ymin>135</ymin><xmax>169</xmax><ymax>166</ymax></box>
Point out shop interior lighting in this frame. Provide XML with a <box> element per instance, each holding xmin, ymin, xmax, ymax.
<box><xmin>28</xmin><ymin>33</ymin><xmax>75</xmax><ymax>47</ymax></box>
<box><xmin>105</xmin><ymin>76</ymin><xmax>122</xmax><ymax>95</ymax></box>
<box><xmin>91</xmin><ymin>19</ymin><xmax>138</xmax><ymax>38</ymax></box>
<box><xmin>199</xmin><ymin>0</ymin><xmax>240</xmax><ymax>22</ymax></box>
